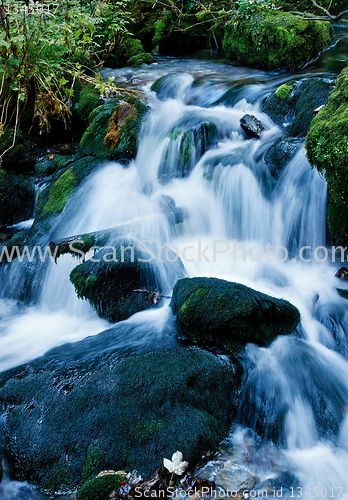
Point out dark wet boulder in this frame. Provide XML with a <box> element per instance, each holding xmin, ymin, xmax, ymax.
<box><xmin>240</xmin><ymin>114</ymin><xmax>264</xmax><ymax>139</ymax></box>
<box><xmin>223</xmin><ymin>11</ymin><xmax>333</xmax><ymax>72</ymax></box>
<box><xmin>0</xmin><ymin>130</ymin><xmax>39</xmax><ymax>174</ymax></box>
<box><xmin>264</xmin><ymin>138</ymin><xmax>301</xmax><ymax>179</ymax></box>
<box><xmin>261</xmin><ymin>77</ymin><xmax>334</xmax><ymax>137</ymax></box>
<box><xmin>0</xmin><ymin>347</ymin><xmax>240</xmax><ymax>492</ymax></box>
<box><xmin>170</xmin><ymin>277</ymin><xmax>300</xmax><ymax>354</ymax></box>
<box><xmin>70</xmin><ymin>238</ymin><xmax>185</xmax><ymax>323</ymax></box>
<box><xmin>0</xmin><ymin>170</ymin><xmax>35</xmax><ymax>228</ymax></box>
<box><xmin>79</xmin><ymin>97</ymin><xmax>148</xmax><ymax>162</ymax></box>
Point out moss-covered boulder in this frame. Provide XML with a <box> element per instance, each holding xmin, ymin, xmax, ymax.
<box><xmin>0</xmin><ymin>170</ymin><xmax>35</xmax><ymax>228</ymax></box>
<box><xmin>70</xmin><ymin>239</ymin><xmax>185</xmax><ymax>323</ymax></box>
<box><xmin>0</xmin><ymin>346</ymin><xmax>240</xmax><ymax>490</ymax></box>
<box><xmin>261</xmin><ymin>77</ymin><xmax>334</xmax><ymax>137</ymax></box>
<box><xmin>171</xmin><ymin>277</ymin><xmax>300</xmax><ymax>353</ymax></box>
<box><xmin>0</xmin><ymin>130</ymin><xmax>39</xmax><ymax>173</ymax></box>
<box><xmin>223</xmin><ymin>12</ymin><xmax>333</xmax><ymax>71</ymax></box>
<box><xmin>106</xmin><ymin>35</ymin><xmax>145</xmax><ymax>68</ymax></box>
<box><xmin>76</xmin><ymin>85</ymin><xmax>101</xmax><ymax>122</ymax></box>
<box><xmin>77</xmin><ymin>474</ymin><xmax>123</xmax><ymax>500</ymax></box>
<box><xmin>34</xmin><ymin>156</ymin><xmax>100</xmax><ymax>223</ymax></box>
<box><xmin>79</xmin><ymin>97</ymin><xmax>148</xmax><ymax>161</ymax></box>
<box><xmin>306</xmin><ymin>67</ymin><xmax>348</xmax><ymax>244</ymax></box>
<box><xmin>126</xmin><ymin>52</ymin><xmax>156</xmax><ymax>67</ymax></box>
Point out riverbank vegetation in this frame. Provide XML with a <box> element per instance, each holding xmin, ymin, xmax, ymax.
<box><xmin>0</xmin><ymin>0</ymin><xmax>344</xmax><ymax>147</ymax></box>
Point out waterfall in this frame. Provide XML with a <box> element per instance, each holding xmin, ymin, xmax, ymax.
<box><xmin>1</xmin><ymin>55</ymin><xmax>348</xmax><ymax>496</ymax></box>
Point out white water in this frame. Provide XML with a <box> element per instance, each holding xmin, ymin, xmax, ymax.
<box><xmin>1</xmin><ymin>56</ymin><xmax>348</xmax><ymax>496</ymax></box>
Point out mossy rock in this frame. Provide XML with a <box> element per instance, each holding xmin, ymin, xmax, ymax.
<box><xmin>0</xmin><ymin>347</ymin><xmax>240</xmax><ymax>488</ymax></box>
<box><xmin>305</xmin><ymin>67</ymin><xmax>348</xmax><ymax>243</ymax></box>
<box><xmin>261</xmin><ymin>77</ymin><xmax>334</xmax><ymax>137</ymax></box>
<box><xmin>34</xmin><ymin>156</ymin><xmax>99</xmax><ymax>221</ymax></box>
<box><xmin>126</xmin><ymin>52</ymin><xmax>156</xmax><ymax>67</ymax></box>
<box><xmin>70</xmin><ymin>238</ymin><xmax>185</xmax><ymax>323</ymax></box>
<box><xmin>0</xmin><ymin>130</ymin><xmax>39</xmax><ymax>174</ymax></box>
<box><xmin>0</xmin><ymin>169</ymin><xmax>35</xmax><ymax>228</ymax></box>
<box><xmin>275</xmin><ymin>84</ymin><xmax>292</xmax><ymax>100</ymax></box>
<box><xmin>223</xmin><ymin>11</ymin><xmax>333</xmax><ymax>71</ymax></box>
<box><xmin>79</xmin><ymin>97</ymin><xmax>148</xmax><ymax>161</ymax></box>
<box><xmin>171</xmin><ymin>277</ymin><xmax>300</xmax><ymax>354</ymax></box>
<box><xmin>76</xmin><ymin>85</ymin><xmax>101</xmax><ymax>122</ymax></box>
<box><xmin>77</xmin><ymin>475</ymin><xmax>123</xmax><ymax>500</ymax></box>
<box><xmin>34</xmin><ymin>153</ymin><xmax>77</xmax><ymax>179</ymax></box>
<box><xmin>106</xmin><ymin>36</ymin><xmax>144</xmax><ymax>68</ymax></box>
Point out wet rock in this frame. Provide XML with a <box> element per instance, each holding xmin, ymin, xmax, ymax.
<box><xmin>181</xmin><ymin>473</ymin><xmax>200</xmax><ymax>493</ymax></box>
<box><xmin>170</xmin><ymin>277</ymin><xmax>300</xmax><ymax>355</ymax></box>
<box><xmin>240</xmin><ymin>114</ymin><xmax>264</xmax><ymax>139</ymax></box>
<box><xmin>335</xmin><ymin>267</ymin><xmax>348</xmax><ymax>280</ymax></box>
<box><xmin>264</xmin><ymin>138</ymin><xmax>301</xmax><ymax>180</ymax></box>
<box><xmin>214</xmin><ymin>461</ymin><xmax>258</xmax><ymax>491</ymax></box>
<box><xmin>156</xmin><ymin>195</ymin><xmax>185</xmax><ymax>226</ymax></box>
<box><xmin>0</xmin><ymin>170</ymin><xmax>35</xmax><ymax>228</ymax></box>
<box><xmin>261</xmin><ymin>77</ymin><xmax>334</xmax><ymax>138</ymax></box>
<box><xmin>79</xmin><ymin>96</ymin><xmax>148</xmax><ymax>162</ymax></box>
<box><xmin>69</xmin><ymin>237</ymin><xmax>185</xmax><ymax>323</ymax></box>
<box><xmin>0</xmin><ymin>347</ymin><xmax>240</xmax><ymax>490</ymax></box>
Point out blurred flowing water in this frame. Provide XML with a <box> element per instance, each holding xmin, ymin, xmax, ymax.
<box><xmin>1</xmin><ymin>27</ymin><xmax>348</xmax><ymax>498</ymax></box>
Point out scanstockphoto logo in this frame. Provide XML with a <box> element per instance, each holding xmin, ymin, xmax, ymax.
<box><xmin>1</xmin><ymin>240</ymin><xmax>348</xmax><ymax>264</ymax></box>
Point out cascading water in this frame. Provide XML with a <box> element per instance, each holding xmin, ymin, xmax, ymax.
<box><xmin>1</xmin><ymin>37</ymin><xmax>348</xmax><ymax>497</ymax></box>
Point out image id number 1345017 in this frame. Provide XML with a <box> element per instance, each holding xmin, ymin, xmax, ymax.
<box><xmin>290</xmin><ymin>488</ymin><xmax>343</xmax><ymax>497</ymax></box>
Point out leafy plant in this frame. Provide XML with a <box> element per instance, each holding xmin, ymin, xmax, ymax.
<box><xmin>0</xmin><ymin>0</ymin><xmax>131</xmax><ymax>140</ymax></box>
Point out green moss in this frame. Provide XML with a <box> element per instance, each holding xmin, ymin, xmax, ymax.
<box><xmin>107</xmin><ymin>36</ymin><xmax>144</xmax><ymax>68</ymax></box>
<box><xmin>79</xmin><ymin>97</ymin><xmax>147</xmax><ymax>161</ymax></box>
<box><xmin>69</xmin><ymin>239</ymin><xmax>160</xmax><ymax>322</ymax></box>
<box><xmin>76</xmin><ymin>475</ymin><xmax>122</xmax><ymax>500</ymax></box>
<box><xmin>0</xmin><ymin>348</ymin><xmax>239</xmax><ymax>483</ymax></box>
<box><xmin>77</xmin><ymin>85</ymin><xmax>100</xmax><ymax>122</ymax></box>
<box><xmin>126</xmin><ymin>52</ymin><xmax>155</xmax><ymax>67</ymax></box>
<box><xmin>306</xmin><ymin>67</ymin><xmax>348</xmax><ymax>243</ymax></box>
<box><xmin>40</xmin><ymin>460</ymin><xmax>71</xmax><ymax>494</ymax></box>
<box><xmin>43</xmin><ymin>167</ymin><xmax>76</xmax><ymax>214</ymax></box>
<box><xmin>223</xmin><ymin>11</ymin><xmax>333</xmax><ymax>71</ymax></box>
<box><xmin>81</xmin><ymin>445</ymin><xmax>104</xmax><ymax>485</ymax></box>
<box><xmin>171</xmin><ymin>277</ymin><xmax>300</xmax><ymax>354</ymax></box>
<box><xmin>275</xmin><ymin>84</ymin><xmax>292</xmax><ymax>99</ymax></box>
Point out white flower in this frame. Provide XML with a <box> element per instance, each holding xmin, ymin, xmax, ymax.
<box><xmin>163</xmin><ymin>451</ymin><xmax>188</xmax><ymax>475</ymax></box>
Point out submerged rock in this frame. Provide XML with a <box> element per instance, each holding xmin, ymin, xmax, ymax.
<box><xmin>240</xmin><ymin>114</ymin><xmax>264</xmax><ymax>139</ymax></box>
<box><xmin>170</xmin><ymin>277</ymin><xmax>300</xmax><ymax>354</ymax></box>
<box><xmin>0</xmin><ymin>347</ymin><xmax>240</xmax><ymax>491</ymax></box>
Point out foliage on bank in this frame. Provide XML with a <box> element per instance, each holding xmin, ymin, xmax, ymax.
<box><xmin>306</xmin><ymin>67</ymin><xmax>348</xmax><ymax>244</ymax></box>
